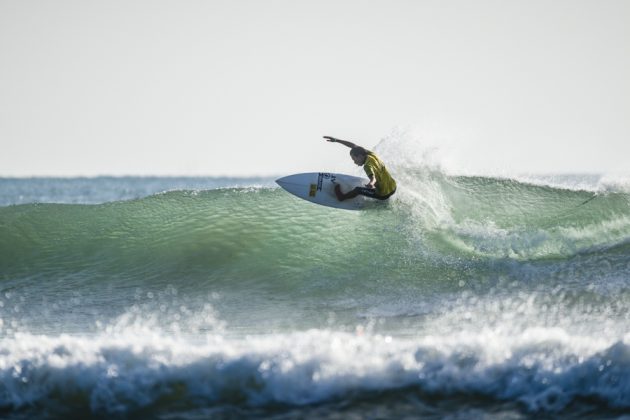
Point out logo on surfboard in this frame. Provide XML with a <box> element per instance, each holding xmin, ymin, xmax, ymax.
<box><xmin>311</xmin><ymin>174</ymin><xmax>336</xmax><ymax>197</ymax></box>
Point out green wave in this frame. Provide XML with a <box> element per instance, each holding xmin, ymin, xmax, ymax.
<box><xmin>1</xmin><ymin>176</ymin><xmax>629</xmax><ymax>289</ymax></box>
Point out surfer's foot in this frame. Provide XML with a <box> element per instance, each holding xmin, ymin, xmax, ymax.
<box><xmin>334</xmin><ymin>184</ymin><xmax>346</xmax><ymax>201</ymax></box>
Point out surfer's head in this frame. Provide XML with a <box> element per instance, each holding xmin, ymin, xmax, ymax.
<box><xmin>349</xmin><ymin>147</ymin><xmax>368</xmax><ymax>166</ymax></box>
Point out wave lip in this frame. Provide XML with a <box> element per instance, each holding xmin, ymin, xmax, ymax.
<box><xmin>0</xmin><ymin>328</ymin><xmax>627</xmax><ymax>417</ymax></box>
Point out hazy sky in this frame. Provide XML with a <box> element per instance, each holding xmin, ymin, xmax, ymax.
<box><xmin>1</xmin><ymin>0</ymin><xmax>628</xmax><ymax>176</ymax></box>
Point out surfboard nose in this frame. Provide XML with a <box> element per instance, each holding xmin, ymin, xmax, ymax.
<box><xmin>275</xmin><ymin>174</ymin><xmax>300</xmax><ymax>186</ymax></box>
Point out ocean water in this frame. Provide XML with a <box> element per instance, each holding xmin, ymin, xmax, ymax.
<box><xmin>0</xmin><ymin>170</ymin><xmax>629</xmax><ymax>419</ymax></box>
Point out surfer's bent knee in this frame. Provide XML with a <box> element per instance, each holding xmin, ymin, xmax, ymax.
<box><xmin>353</xmin><ymin>187</ymin><xmax>395</xmax><ymax>200</ymax></box>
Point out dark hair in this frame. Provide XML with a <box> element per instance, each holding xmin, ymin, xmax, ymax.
<box><xmin>350</xmin><ymin>146</ymin><xmax>368</xmax><ymax>157</ymax></box>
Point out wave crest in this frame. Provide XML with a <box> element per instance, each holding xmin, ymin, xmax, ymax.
<box><xmin>0</xmin><ymin>326</ymin><xmax>627</xmax><ymax>416</ymax></box>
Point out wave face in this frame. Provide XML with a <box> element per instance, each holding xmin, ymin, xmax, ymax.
<box><xmin>0</xmin><ymin>173</ymin><xmax>629</xmax><ymax>418</ymax></box>
<box><xmin>2</xmin><ymin>174</ymin><xmax>630</xmax><ymax>288</ymax></box>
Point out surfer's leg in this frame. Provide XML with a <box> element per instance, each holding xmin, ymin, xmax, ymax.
<box><xmin>334</xmin><ymin>184</ymin><xmax>360</xmax><ymax>201</ymax></box>
<box><xmin>354</xmin><ymin>187</ymin><xmax>378</xmax><ymax>199</ymax></box>
<box><xmin>376</xmin><ymin>189</ymin><xmax>396</xmax><ymax>200</ymax></box>
<box><xmin>355</xmin><ymin>187</ymin><xmax>395</xmax><ymax>200</ymax></box>
<box><xmin>334</xmin><ymin>184</ymin><xmax>345</xmax><ymax>200</ymax></box>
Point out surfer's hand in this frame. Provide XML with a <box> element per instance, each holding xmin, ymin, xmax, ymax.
<box><xmin>365</xmin><ymin>182</ymin><xmax>376</xmax><ymax>189</ymax></box>
<box><xmin>323</xmin><ymin>136</ymin><xmax>337</xmax><ymax>143</ymax></box>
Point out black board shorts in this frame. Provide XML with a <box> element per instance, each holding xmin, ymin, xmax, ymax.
<box><xmin>353</xmin><ymin>187</ymin><xmax>396</xmax><ymax>200</ymax></box>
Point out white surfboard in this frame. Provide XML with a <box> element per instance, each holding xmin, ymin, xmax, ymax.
<box><xmin>276</xmin><ymin>172</ymin><xmax>371</xmax><ymax>210</ymax></box>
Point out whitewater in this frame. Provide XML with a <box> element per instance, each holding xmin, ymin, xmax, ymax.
<box><xmin>0</xmin><ymin>166</ymin><xmax>629</xmax><ymax>418</ymax></box>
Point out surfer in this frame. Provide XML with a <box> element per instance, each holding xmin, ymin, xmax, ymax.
<box><xmin>324</xmin><ymin>136</ymin><xmax>397</xmax><ymax>201</ymax></box>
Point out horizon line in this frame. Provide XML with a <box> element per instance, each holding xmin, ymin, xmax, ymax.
<box><xmin>0</xmin><ymin>170</ymin><xmax>621</xmax><ymax>179</ymax></box>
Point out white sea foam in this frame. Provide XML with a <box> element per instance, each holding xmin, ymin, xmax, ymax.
<box><xmin>373</xmin><ymin>127</ymin><xmax>630</xmax><ymax>194</ymax></box>
<box><xmin>0</xmin><ymin>320</ymin><xmax>627</xmax><ymax>415</ymax></box>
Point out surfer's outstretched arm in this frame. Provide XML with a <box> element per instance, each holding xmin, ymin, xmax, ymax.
<box><xmin>323</xmin><ymin>136</ymin><xmax>358</xmax><ymax>149</ymax></box>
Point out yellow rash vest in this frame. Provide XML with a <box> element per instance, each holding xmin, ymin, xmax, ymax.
<box><xmin>363</xmin><ymin>152</ymin><xmax>396</xmax><ymax>196</ymax></box>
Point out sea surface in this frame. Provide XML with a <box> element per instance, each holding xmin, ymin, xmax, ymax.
<box><xmin>0</xmin><ymin>171</ymin><xmax>629</xmax><ymax>419</ymax></box>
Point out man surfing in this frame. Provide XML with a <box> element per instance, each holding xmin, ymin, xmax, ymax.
<box><xmin>324</xmin><ymin>136</ymin><xmax>397</xmax><ymax>201</ymax></box>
